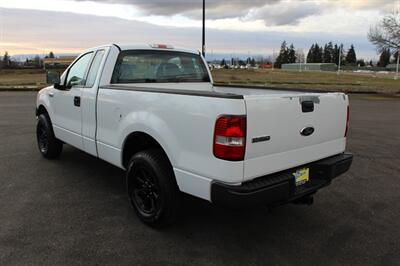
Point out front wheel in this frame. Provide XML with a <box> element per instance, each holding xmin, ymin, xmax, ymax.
<box><xmin>126</xmin><ymin>149</ymin><xmax>181</xmax><ymax>228</ymax></box>
<box><xmin>36</xmin><ymin>113</ymin><xmax>63</xmax><ymax>159</ymax></box>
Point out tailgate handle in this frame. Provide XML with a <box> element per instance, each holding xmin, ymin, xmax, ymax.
<box><xmin>301</xmin><ymin>101</ymin><xmax>314</xmax><ymax>113</ymax></box>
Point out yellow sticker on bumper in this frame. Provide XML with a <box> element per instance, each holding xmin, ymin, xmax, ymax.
<box><xmin>293</xmin><ymin>168</ymin><xmax>310</xmax><ymax>186</ymax></box>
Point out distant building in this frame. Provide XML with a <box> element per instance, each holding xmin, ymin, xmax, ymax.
<box><xmin>259</xmin><ymin>64</ymin><xmax>273</xmax><ymax>69</ymax></box>
<box><xmin>282</xmin><ymin>63</ymin><xmax>337</xmax><ymax>72</ymax></box>
<box><xmin>43</xmin><ymin>56</ymin><xmax>76</xmax><ymax>70</ymax></box>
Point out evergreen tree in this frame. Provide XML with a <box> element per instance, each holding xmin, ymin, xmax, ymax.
<box><xmin>288</xmin><ymin>44</ymin><xmax>297</xmax><ymax>63</ymax></box>
<box><xmin>220</xmin><ymin>59</ymin><xmax>226</xmax><ymax>66</ymax></box>
<box><xmin>2</xmin><ymin>51</ymin><xmax>10</xmax><ymax>68</ymax></box>
<box><xmin>333</xmin><ymin>44</ymin><xmax>344</xmax><ymax>65</ymax></box>
<box><xmin>49</xmin><ymin>51</ymin><xmax>55</xmax><ymax>58</ymax></box>
<box><xmin>346</xmin><ymin>45</ymin><xmax>357</xmax><ymax>65</ymax></box>
<box><xmin>333</xmin><ymin>44</ymin><xmax>339</xmax><ymax>65</ymax></box>
<box><xmin>313</xmin><ymin>44</ymin><xmax>323</xmax><ymax>63</ymax></box>
<box><xmin>319</xmin><ymin>46</ymin><xmax>324</xmax><ymax>63</ymax></box>
<box><xmin>274</xmin><ymin>41</ymin><xmax>289</xmax><ymax>68</ymax></box>
<box><xmin>378</xmin><ymin>49</ymin><xmax>391</xmax><ymax>67</ymax></box>
<box><xmin>323</xmin><ymin>44</ymin><xmax>328</xmax><ymax>63</ymax></box>
<box><xmin>323</xmin><ymin>42</ymin><xmax>334</xmax><ymax>63</ymax></box>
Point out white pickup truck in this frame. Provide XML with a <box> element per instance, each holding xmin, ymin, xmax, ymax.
<box><xmin>36</xmin><ymin>44</ymin><xmax>353</xmax><ymax>227</ymax></box>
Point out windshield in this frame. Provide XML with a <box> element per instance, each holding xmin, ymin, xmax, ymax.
<box><xmin>111</xmin><ymin>50</ymin><xmax>210</xmax><ymax>84</ymax></box>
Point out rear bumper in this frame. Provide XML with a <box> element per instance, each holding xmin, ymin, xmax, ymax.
<box><xmin>211</xmin><ymin>152</ymin><xmax>353</xmax><ymax>208</ymax></box>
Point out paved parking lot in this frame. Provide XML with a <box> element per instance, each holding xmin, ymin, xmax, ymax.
<box><xmin>0</xmin><ymin>91</ymin><xmax>399</xmax><ymax>265</ymax></box>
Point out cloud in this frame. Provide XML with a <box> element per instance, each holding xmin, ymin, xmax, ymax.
<box><xmin>335</xmin><ymin>0</ymin><xmax>398</xmax><ymax>12</ymax></box>
<box><xmin>76</xmin><ymin>0</ymin><xmax>321</xmax><ymax>25</ymax></box>
<box><xmin>87</xmin><ymin>0</ymin><xmax>275</xmax><ymax>17</ymax></box>
<box><xmin>74</xmin><ymin>0</ymin><xmax>399</xmax><ymax>25</ymax></box>
<box><xmin>245</xmin><ymin>1</ymin><xmax>322</xmax><ymax>26</ymax></box>
<box><xmin>0</xmin><ymin>7</ymin><xmax>376</xmax><ymax>59</ymax></box>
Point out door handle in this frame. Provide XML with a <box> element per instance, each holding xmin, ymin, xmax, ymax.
<box><xmin>74</xmin><ymin>96</ymin><xmax>81</xmax><ymax>107</ymax></box>
<box><xmin>48</xmin><ymin>92</ymin><xmax>54</xmax><ymax>97</ymax></box>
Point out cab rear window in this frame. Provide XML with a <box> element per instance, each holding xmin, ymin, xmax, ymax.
<box><xmin>111</xmin><ymin>50</ymin><xmax>210</xmax><ymax>84</ymax></box>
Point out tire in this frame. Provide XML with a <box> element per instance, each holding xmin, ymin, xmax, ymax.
<box><xmin>126</xmin><ymin>149</ymin><xmax>181</xmax><ymax>228</ymax></box>
<box><xmin>36</xmin><ymin>113</ymin><xmax>63</xmax><ymax>159</ymax></box>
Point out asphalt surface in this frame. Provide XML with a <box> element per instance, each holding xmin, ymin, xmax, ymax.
<box><xmin>0</xmin><ymin>92</ymin><xmax>399</xmax><ymax>266</ymax></box>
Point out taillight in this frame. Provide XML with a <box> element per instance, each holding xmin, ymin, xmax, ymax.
<box><xmin>345</xmin><ymin>105</ymin><xmax>350</xmax><ymax>137</ymax></box>
<box><xmin>213</xmin><ymin>116</ymin><xmax>246</xmax><ymax>161</ymax></box>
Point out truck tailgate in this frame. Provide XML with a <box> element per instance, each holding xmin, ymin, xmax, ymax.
<box><xmin>244</xmin><ymin>93</ymin><xmax>348</xmax><ymax>181</ymax></box>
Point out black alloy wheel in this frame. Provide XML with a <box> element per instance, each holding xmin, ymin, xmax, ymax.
<box><xmin>126</xmin><ymin>149</ymin><xmax>181</xmax><ymax>228</ymax></box>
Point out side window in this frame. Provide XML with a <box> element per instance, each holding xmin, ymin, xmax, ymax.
<box><xmin>86</xmin><ymin>50</ymin><xmax>105</xmax><ymax>87</ymax></box>
<box><xmin>66</xmin><ymin>53</ymin><xmax>93</xmax><ymax>87</ymax></box>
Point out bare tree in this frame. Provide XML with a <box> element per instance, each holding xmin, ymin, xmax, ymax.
<box><xmin>368</xmin><ymin>12</ymin><xmax>400</xmax><ymax>53</ymax></box>
<box><xmin>368</xmin><ymin>12</ymin><xmax>400</xmax><ymax>79</ymax></box>
<box><xmin>295</xmin><ymin>49</ymin><xmax>305</xmax><ymax>64</ymax></box>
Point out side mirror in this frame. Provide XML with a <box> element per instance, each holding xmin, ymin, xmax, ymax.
<box><xmin>54</xmin><ymin>82</ymin><xmax>70</xmax><ymax>90</ymax></box>
<box><xmin>54</xmin><ymin>82</ymin><xmax>62</xmax><ymax>90</ymax></box>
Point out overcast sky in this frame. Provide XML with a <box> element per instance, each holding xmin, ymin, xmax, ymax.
<box><xmin>0</xmin><ymin>0</ymin><xmax>399</xmax><ymax>59</ymax></box>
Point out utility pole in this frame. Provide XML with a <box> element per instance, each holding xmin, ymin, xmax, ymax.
<box><xmin>395</xmin><ymin>49</ymin><xmax>399</xmax><ymax>80</ymax></box>
<box><xmin>337</xmin><ymin>45</ymin><xmax>342</xmax><ymax>75</ymax></box>
<box><xmin>202</xmin><ymin>0</ymin><xmax>206</xmax><ymax>57</ymax></box>
<box><xmin>272</xmin><ymin>50</ymin><xmax>275</xmax><ymax>71</ymax></box>
<box><xmin>299</xmin><ymin>49</ymin><xmax>303</xmax><ymax>72</ymax></box>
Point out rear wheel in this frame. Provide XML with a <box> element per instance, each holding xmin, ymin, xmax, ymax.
<box><xmin>126</xmin><ymin>149</ymin><xmax>181</xmax><ymax>228</ymax></box>
<box><xmin>36</xmin><ymin>113</ymin><xmax>63</xmax><ymax>159</ymax></box>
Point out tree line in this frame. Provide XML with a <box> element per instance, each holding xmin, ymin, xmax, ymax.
<box><xmin>274</xmin><ymin>40</ymin><xmax>398</xmax><ymax>69</ymax></box>
<box><xmin>274</xmin><ymin>41</ymin><xmax>361</xmax><ymax>68</ymax></box>
<box><xmin>0</xmin><ymin>51</ymin><xmax>55</xmax><ymax>69</ymax></box>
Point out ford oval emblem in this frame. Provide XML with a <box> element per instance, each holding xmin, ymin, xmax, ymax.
<box><xmin>300</xmin><ymin>127</ymin><xmax>315</xmax><ymax>136</ymax></box>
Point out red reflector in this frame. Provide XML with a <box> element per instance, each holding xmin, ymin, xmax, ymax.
<box><xmin>345</xmin><ymin>105</ymin><xmax>350</xmax><ymax>137</ymax></box>
<box><xmin>213</xmin><ymin>116</ymin><xmax>246</xmax><ymax>161</ymax></box>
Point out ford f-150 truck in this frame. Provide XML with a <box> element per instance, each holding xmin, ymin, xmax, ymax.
<box><xmin>36</xmin><ymin>44</ymin><xmax>353</xmax><ymax>227</ymax></box>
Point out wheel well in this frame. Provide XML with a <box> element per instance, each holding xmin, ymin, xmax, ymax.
<box><xmin>37</xmin><ymin>105</ymin><xmax>48</xmax><ymax>116</ymax></box>
<box><xmin>122</xmin><ymin>132</ymin><xmax>168</xmax><ymax>169</ymax></box>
